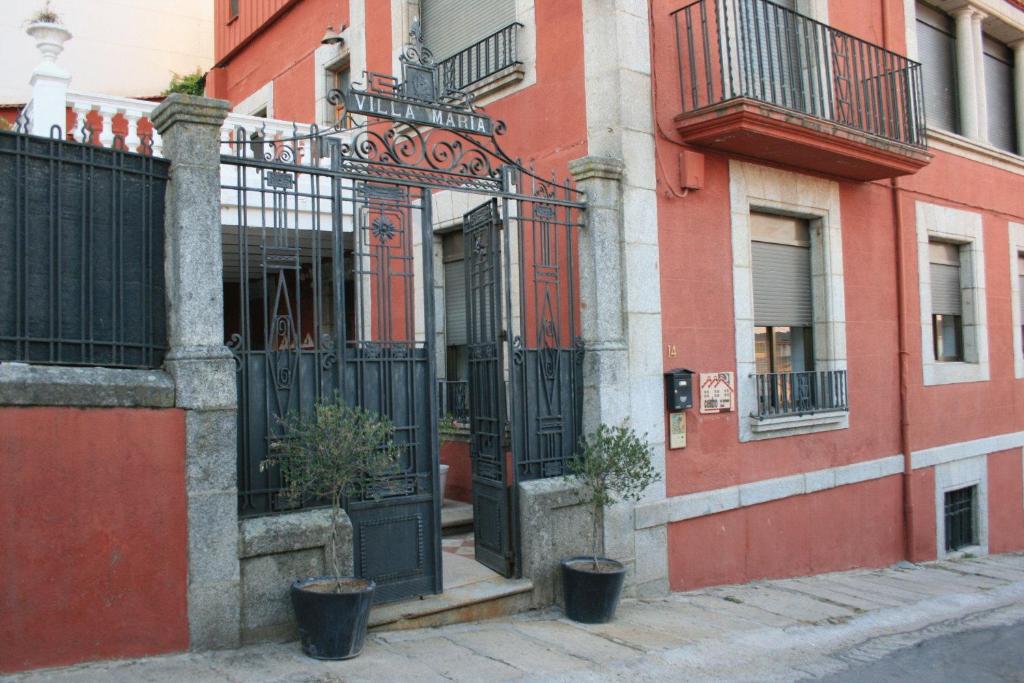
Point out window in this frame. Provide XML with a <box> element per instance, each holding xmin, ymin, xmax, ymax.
<box><xmin>328</xmin><ymin>61</ymin><xmax>350</xmax><ymax>125</ymax></box>
<box><xmin>229</xmin><ymin>0</ymin><xmax>239</xmax><ymax>20</ymax></box>
<box><xmin>944</xmin><ymin>486</ymin><xmax>977</xmax><ymax>551</ymax></box>
<box><xmin>1019</xmin><ymin>253</ymin><xmax>1024</xmax><ymax>358</ymax></box>
<box><xmin>421</xmin><ymin>0</ymin><xmax>516</xmax><ymax>61</ymax></box>
<box><xmin>731</xmin><ymin>161</ymin><xmax>849</xmax><ymax>439</ymax></box>
<box><xmin>916</xmin><ymin>2</ymin><xmax>959</xmax><ymax>134</ymax></box>
<box><xmin>929</xmin><ymin>240</ymin><xmax>964</xmax><ymax>362</ymax></box>
<box><xmin>752</xmin><ymin>213</ymin><xmax>814</xmax><ymax>375</ymax></box>
<box><xmin>916</xmin><ymin>201</ymin><xmax>988</xmax><ymax>385</ymax></box>
<box><xmin>983</xmin><ymin>35</ymin><xmax>1018</xmax><ymax>154</ymax></box>
<box><xmin>441</xmin><ymin>231</ymin><xmax>469</xmax><ymax>423</ymax></box>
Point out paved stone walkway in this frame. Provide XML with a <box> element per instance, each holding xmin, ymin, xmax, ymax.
<box><xmin>5</xmin><ymin>553</ymin><xmax>1024</xmax><ymax>682</ymax></box>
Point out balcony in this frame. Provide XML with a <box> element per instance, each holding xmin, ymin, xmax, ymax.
<box><xmin>437</xmin><ymin>23</ymin><xmax>523</xmax><ymax>97</ymax></box>
<box><xmin>671</xmin><ymin>0</ymin><xmax>932</xmax><ymax>180</ymax></box>
<box><xmin>753</xmin><ymin>369</ymin><xmax>848</xmax><ymax>420</ymax></box>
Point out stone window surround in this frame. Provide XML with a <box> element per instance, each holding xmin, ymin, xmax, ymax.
<box><xmin>234</xmin><ymin>80</ymin><xmax>274</xmax><ymax>118</ymax></box>
<box><xmin>729</xmin><ymin>160</ymin><xmax>849</xmax><ymax>442</ymax></box>
<box><xmin>1011</xmin><ymin>222</ymin><xmax>1024</xmax><ymax>378</ymax></box>
<box><xmin>390</xmin><ymin>0</ymin><xmax>536</xmax><ymax>106</ymax></box>
<box><xmin>934</xmin><ymin>454</ymin><xmax>989</xmax><ymax>559</ymax></box>
<box><xmin>915</xmin><ymin>201</ymin><xmax>990</xmax><ymax>385</ymax></box>
<box><xmin>904</xmin><ymin>0</ymin><xmax>1024</xmax><ymax>158</ymax></box>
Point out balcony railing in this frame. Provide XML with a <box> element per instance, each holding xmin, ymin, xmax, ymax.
<box><xmin>672</xmin><ymin>0</ymin><xmax>927</xmax><ymax>148</ymax></box>
<box><xmin>753</xmin><ymin>369</ymin><xmax>848</xmax><ymax>419</ymax></box>
<box><xmin>437</xmin><ymin>23</ymin><xmax>523</xmax><ymax>94</ymax></box>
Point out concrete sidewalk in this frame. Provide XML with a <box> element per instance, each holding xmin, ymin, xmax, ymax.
<box><xmin>5</xmin><ymin>553</ymin><xmax>1024</xmax><ymax>682</ymax></box>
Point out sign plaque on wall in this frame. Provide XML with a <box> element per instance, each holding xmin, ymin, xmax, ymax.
<box><xmin>699</xmin><ymin>372</ymin><xmax>735</xmax><ymax>414</ymax></box>
<box><xmin>668</xmin><ymin>412</ymin><xmax>687</xmax><ymax>449</ymax></box>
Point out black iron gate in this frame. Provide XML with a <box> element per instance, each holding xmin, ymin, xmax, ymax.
<box><xmin>463</xmin><ymin>199</ymin><xmax>511</xmax><ymax>576</ymax></box>
<box><xmin>224</xmin><ymin>19</ymin><xmax>586</xmax><ymax>603</ymax></box>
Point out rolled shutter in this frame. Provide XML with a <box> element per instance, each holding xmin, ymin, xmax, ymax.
<box><xmin>752</xmin><ymin>241</ymin><xmax>812</xmax><ymax>327</ymax></box>
<box><xmin>444</xmin><ymin>258</ymin><xmax>467</xmax><ymax>346</ymax></box>
<box><xmin>984</xmin><ymin>36</ymin><xmax>1017</xmax><ymax>154</ymax></box>
<box><xmin>930</xmin><ymin>262</ymin><xmax>962</xmax><ymax>316</ymax></box>
<box><xmin>916</xmin><ymin>4</ymin><xmax>959</xmax><ymax>133</ymax></box>
<box><xmin>421</xmin><ymin>0</ymin><xmax>516</xmax><ymax>61</ymax></box>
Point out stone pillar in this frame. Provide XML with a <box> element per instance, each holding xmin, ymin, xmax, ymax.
<box><xmin>568</xmin><ymin>157</ymin><xmax>630</xmax><ymax>433</ymax></box>
<box><xmin>971</xmin><ymin>10</ymin><xmax>988</xmax><ymax>142</ymax></box>
<box><xmin>953</xmin><ymin>8</ymin><xmax>980</xmax><ymax>139</ymax></box>
<box><xmin>151</xmin><ymin>94</ymin><xmax>240</xmax><ymax>650</ymax></box>
<box><xmin>1012</xmin><ymin>41</ymin><xmax>1024</xmax><ymax>152</ymax></box>
<box><xmin>571</xmin><ymin>0</ymin><xmax>669</xmax><ymax>600</ymax></box>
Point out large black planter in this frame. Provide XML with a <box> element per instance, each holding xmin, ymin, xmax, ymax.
<box><xmin>290</xmin><ymin>576</ymin><xmax>375</xmax><ymax>660</ymax></box>
<box><xmin>561</xmin><ymin>557</ymin><xmax>627</xmax><ymax>624</ymax></box>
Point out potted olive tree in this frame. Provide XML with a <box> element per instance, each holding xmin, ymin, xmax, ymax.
<box><xmin>562</xmin><ymin>423</ymin><xmax>660</xmax><ymax>624</ymax></box>
<box><xmin>262</xmin><ymin>400</ymin><xmax>400</xmax><ymax>660</ymax></box>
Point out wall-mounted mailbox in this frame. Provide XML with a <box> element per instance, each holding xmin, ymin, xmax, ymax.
<box><xmin>665</xmin><ymin>368</ymin><xmax>694</xmax><ymax>411</ymax></box>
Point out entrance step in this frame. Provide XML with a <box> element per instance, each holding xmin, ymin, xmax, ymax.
<box><xmin>370</xmin><ymin>547</ymin><xmax>532</xmax><ymax>631</ymax></box>
<box><xmin>441</xmin><ymin>499</ymin><xmax>473</xmax><ymax>535</ymax></box>
<box><xmin>369</xmin><ymin>577</ymin><xmax>533</xmax><ymax>632</ymax></box>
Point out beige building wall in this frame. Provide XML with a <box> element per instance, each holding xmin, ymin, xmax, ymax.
<box><xmin>0</xmin><ymin>0</ymin><xmax>213</xmax><ymax>104</ymax></box>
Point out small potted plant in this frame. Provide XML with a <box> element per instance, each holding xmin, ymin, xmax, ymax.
<box><xmin>262</xmin><ymin>399</ymin><xmax>400</xmax><ymax>660</ymax></box>
<box><xmin>562</xmin><ymin>423</ymin><xmax>660</xmax><ymax>624</ymax></box>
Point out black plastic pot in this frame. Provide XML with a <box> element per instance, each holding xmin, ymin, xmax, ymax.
<box><xmin>561</xmin><ymin>557</ymin><xmax>627</xmax><ymax>624</ymax></box>
<box><xmin>290</xmin><ymin>576</ymin><xmax>375</xmax><ymax>660</ymax></box>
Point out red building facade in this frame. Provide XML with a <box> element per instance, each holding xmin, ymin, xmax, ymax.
<box><xmin>208</xmin><ymin>0</ymin><xmax>1024</xmax><ymax>594</ymax></box>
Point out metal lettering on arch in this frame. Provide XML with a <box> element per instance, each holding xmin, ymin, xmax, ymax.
<box><xmin>223</xmin><ymin>17</ymin><xmax>586</xmax><ymax>604</ymax></box>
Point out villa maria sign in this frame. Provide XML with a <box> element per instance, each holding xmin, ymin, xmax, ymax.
<box><xmin>343</xmin><ymin>91</ymin><xmax>494</xmax><ymax>137</ymax></box>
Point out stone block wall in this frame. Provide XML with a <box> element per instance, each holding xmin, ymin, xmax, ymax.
<box><xmin>238</xmin><ymin>509</ymin><xmax>354</xmax><ymax>644</ymax></box>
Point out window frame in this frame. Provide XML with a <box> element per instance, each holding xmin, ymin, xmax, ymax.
<box><xmin>730</xmin><ymin>161</ymin><xmax>849</xmax><ymax>441</ymax></box>
<box><xmin>916</xmin><ymin>201</ymin><xmax>989</xmax><ymax>386</ymax></box>
<box><xmin>1010</xmin><ymin>223</ymin><xmax>1024</xmax><ymax>379</ymax></box>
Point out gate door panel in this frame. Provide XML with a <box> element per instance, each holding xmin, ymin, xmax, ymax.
<box><xmin>343</xmin><ymin>183</ymin><xmax>441</xmax><ymax>604</ymax></box>
<box><xmin>464</xmin><ymin>199</ymin><xmax>512</xmax><ymax>577</ymax></box>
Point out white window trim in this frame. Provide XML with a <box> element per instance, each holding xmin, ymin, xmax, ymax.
<box><xmin>234</xmin><ymin>80</ymin><xmax>274</xmax><ymax>118</ymax></box>
<box><xmin>391</xmin><ymin>0</ymin><xmax>537</xmax><ymax>106</ymax></box>
<box><xmin>916</xmin><ymin>201</ymin><xmax>990</xmax><ymax>385</ymax></box>
<box><xmin>934</xmin><ymin>454</ymin><xmax>989</xmax><ymax>559</ymax></box>
<box><xmin>729</xmin><ymin>160</ymin><xmax>848</xmax><ymax>442</ymax></box>
<box><xmin>1011</xmin><ymin>222</ymin><xmax>1024</xmax><ymax>379</ymax></box>
<box><xmin>315</xmin><ymin>38</ymin><xmax>351</xmax><ymax>128</ymax></box>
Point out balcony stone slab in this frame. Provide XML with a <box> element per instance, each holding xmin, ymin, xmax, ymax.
<box><xmin>674</xmin><ymin>98</ymin><xmax>933</xmax><ymax>181</ymax></box>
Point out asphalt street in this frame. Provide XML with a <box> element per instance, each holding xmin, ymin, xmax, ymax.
<box><xmin>819</xmin><ymin>619</ymin><xmax>1024</xmax><ymax>683</ymax></box>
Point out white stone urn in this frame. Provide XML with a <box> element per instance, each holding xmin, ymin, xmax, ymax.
<box><xmin>26</xmin><ymin>21</ymin><xmax>72</xmax><ymax>78</ymax></box>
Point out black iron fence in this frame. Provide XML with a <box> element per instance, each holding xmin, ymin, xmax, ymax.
<box><xmin>438</xmin><ymin>23</ymin><xmax>523</xmax><ymax>94</ymax></box>
<box><xmin>0</xmin><ymin>129</ymin><xmax>168</xmax><ymax>369</ymax></box>
<box><xmin>753</xmin><ymin>369</ymin><xmax>848</xmax><ymax>419</ymax></box>
<box><xmin>672</xmin><ymin>0</ymin><xmax>927</xmax><ymax>147</ymax></box>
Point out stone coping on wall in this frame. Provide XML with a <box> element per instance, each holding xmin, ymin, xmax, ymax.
<box><xmin>238</xmin><ymin>507</ymin><xmax>352</xmax><ymax>559</ymax></box>
<box><xmin>0</xmin><ymin>362</ymin><xmax>175</xmax><ymax>408</ymax></box>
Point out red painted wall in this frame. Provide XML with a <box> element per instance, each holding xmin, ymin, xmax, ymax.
<box><xmin>212</xmin><ymin>0</ymin><xmax>349</xmax><ymax>122</ymax></box>
<box><xmin>0</xmin><ymin>407</ymin><xmax>188</xmax><ymax>674</ymax></box>
<box><xmin>652</xmin><ymin>0</ymin><xmax>1024</xmax><ymax>588</ymax></box>
<box><xmin>669</xmin><ymin>476</ymin><xmax>905</xmax><ymax>591</ymax></box>
<box><xmin>989</xmin><ymin>449</ymin><xmax>1024</xmax><ymax>554</ymax></box>
<box><xmin>440</xmin><ymin>438</ymin><xmax>472</xmax><ymax>503</ymax></box>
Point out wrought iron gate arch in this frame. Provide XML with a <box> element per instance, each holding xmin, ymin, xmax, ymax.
<box><xmin>223</xmin><ymin>20</ymin><xmax>585</xmax><ymax>601</ymax></box>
